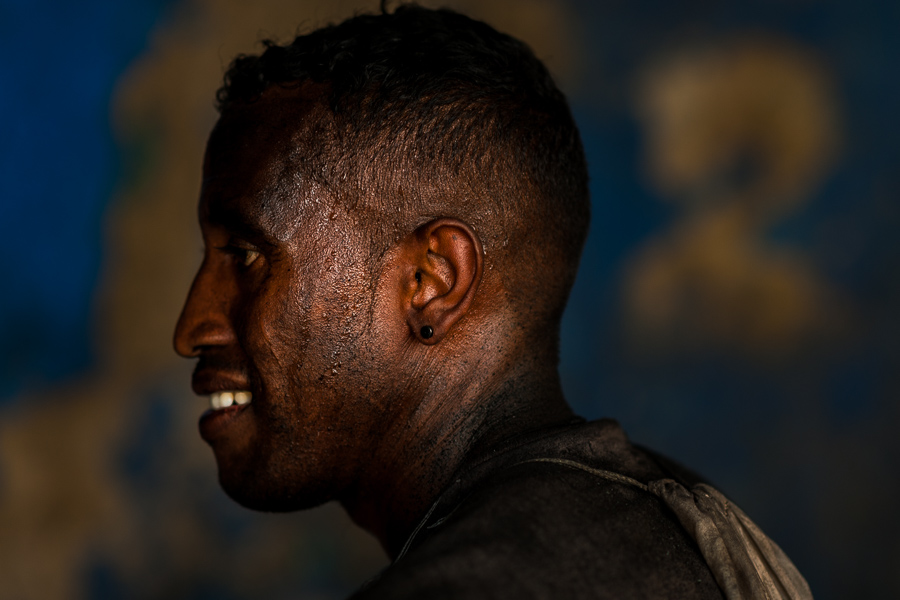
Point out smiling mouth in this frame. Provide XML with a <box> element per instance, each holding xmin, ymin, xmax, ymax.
<box><xmin>209</xmin><ymin>390</ymin><xmax>253</xmax><ymax>410</ymax></box>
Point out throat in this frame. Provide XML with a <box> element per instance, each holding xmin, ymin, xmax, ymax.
<box><xmin>339</xmin><ymin>369</ymin><xmax>576</xmax><ymax>559</ymax></box>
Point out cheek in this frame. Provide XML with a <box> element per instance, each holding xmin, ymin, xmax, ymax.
<box><xmin>308</xmin><ymin>271</ymin><xmax>373</xmax><ymax>381</ymax></box>
<box><xmin>244</xmin><ymin>226</ymin><xmax>383</xmax><ymax>397</ymax></box>
<box><xmin>244</xmin><ymin>258</ymin><xmax>364</xmax><ymax>387</ymax></box>
<box><xmin>239</xmin><ymin>267</ymin><xmax>313</xmax><ymax>392</ymax></box>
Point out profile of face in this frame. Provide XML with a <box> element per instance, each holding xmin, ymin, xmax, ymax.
<box><xmin>173</xmin><ymin>87</ymin><xmax>410</xmax><ymax>511</ymax></box>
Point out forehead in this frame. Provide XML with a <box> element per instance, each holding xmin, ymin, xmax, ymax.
<box><xmin>201</xmin><ymin>85</ymin><xmax>334</xmax><ymax>242</ymax></box>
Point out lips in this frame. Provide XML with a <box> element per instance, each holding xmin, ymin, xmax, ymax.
<box><xmin>191</xmin><ymin>366</ymin><xmax>250</xmax><ymax>397</ymax></box>
<box><xmin>199</xmin><ymin>400</ymin><xmax>252</xmax><ymax>442</ymax></box>
<box><xmin>192</xmin><ymin>367</ymin><xmax>255</xmax><ymax>443</ymax></box>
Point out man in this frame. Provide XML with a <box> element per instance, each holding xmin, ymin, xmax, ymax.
<box><xmin>174</xmin><ymin>5</ymin><xmax>810</xmax><ymax>598</ymax></box>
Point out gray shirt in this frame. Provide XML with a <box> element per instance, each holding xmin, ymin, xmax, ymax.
<box><xmin>352</xmin><ymin>419</ymin><xmax>727</xmax><ymax>599</ymax></box>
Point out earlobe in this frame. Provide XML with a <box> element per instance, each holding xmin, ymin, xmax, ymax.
<box><xmin>403</xmin><ymin>218</ymin><xmax>484</xmax><ymax>345</ymax></box>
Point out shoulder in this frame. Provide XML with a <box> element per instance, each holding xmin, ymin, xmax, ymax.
<box><xmin>353</xmin><ymin>422</ymin><xmax>724</xmax><ymax>600</ymax></box>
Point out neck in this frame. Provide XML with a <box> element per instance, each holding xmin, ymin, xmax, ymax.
<box><xmin>338</xmin><ymin>355</ymin><xmax>574</xmax><ymax>558</ymax></box>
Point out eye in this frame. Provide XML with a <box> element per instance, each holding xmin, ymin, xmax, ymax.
<box><xmin>218</xmin><ymin>241</ymin><xmax>261</xmax><ymax>268</ymax></box>
<box><xmin>238</xmin><ymin>248</ymin><xmax>260</xmax><ymax>267</ymax></box>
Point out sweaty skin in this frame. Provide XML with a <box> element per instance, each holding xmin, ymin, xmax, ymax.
<box><xmin>174</xmin><ymin>84</ymin><xmax>575</xmax><ymax>555</ymax></box>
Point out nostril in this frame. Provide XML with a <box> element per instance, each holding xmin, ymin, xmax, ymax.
<box><xmin>173</xmin><ymin>318</ymin><xmax>200</xmax><ymax>358</ymax></box>
<box><xmin>174</xmin><ymin>308</ymin><xmax>236</xmax><ymax>358</ymax></box>
<box><xmin>174</xmin><ymin>262</ymin><xmax>237</xmax><ymax>357</ymax></box>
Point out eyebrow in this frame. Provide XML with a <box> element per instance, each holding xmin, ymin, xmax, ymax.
<box><xmin>204</xmin><ymin>197</ymin><xmax>279</xmax><ymax>249</ymax></box>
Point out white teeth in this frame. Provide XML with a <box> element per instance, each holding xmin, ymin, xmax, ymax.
<box><xmin>210</xmin><ymin>392</ymin><xmax>232</xmax><ymax>409</ymax></box>
<box><xmin>209</xmin><ymin>390</ymin><xmax>252</xmax><ymax>410</ymax></box>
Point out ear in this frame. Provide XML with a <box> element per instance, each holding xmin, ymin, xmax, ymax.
<box><xmin>400</xmin><ymin>218</ymin><xmax>484</xmax><ymax>345</ymax></box>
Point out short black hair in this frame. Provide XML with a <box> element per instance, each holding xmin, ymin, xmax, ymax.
<box><xmin>217</xmin><ymin>4</ymin><xmax>589</xmax><ymax>338</ymax></box>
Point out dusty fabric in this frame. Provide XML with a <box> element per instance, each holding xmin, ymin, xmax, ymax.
<box><xmin>352</xmin><ymin>419</ymin><xmax>808</xmax><ymax>600</ymax></box>
<box><xmin>650</xmin><ymin>480</ymin><xmax>813</xmax><ymax>600</ymax></box>
<box><xmin>518</xmin><ymin>457</ymin><xmax>812</xmax><ymax>600</ymax></box>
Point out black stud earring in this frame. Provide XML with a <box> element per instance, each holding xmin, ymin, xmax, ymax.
<box><xmin>420</xmin><ymin>325</ymin><xmax>434</xmax><ymax>339</ymax></box>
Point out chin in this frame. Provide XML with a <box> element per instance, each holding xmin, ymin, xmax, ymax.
<box><xmin>216</xmin><ymin>459</ymin><xmax>333</xmax><ymax>513</ymax></box>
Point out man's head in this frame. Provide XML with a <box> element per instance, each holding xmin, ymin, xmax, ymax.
<box><xmin>174</xmin><ymin>5</ymin><xmax>589</xmax><ymax>517</ymax></box>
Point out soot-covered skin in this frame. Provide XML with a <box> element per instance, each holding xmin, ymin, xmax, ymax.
<box><xmin>175</xmin><ymin>85</ymin><xmax>396</xmax><ymax>512</ymax></box>
<box><xmin>173</xmin><ymin>83</ymin><xmax>562</xmax><ymax>552</ymax></box>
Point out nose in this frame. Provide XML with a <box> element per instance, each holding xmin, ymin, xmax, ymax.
<box><xmin>174</xmin><ymin>260</ymin><xmax>237</xmax><ymax>358</ymax></box>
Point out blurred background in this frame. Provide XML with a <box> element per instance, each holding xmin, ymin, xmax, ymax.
<box><xmin>1</xmin><ymin>0</ymin><xmax>897</xmax><ymax>598</ymax></box>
